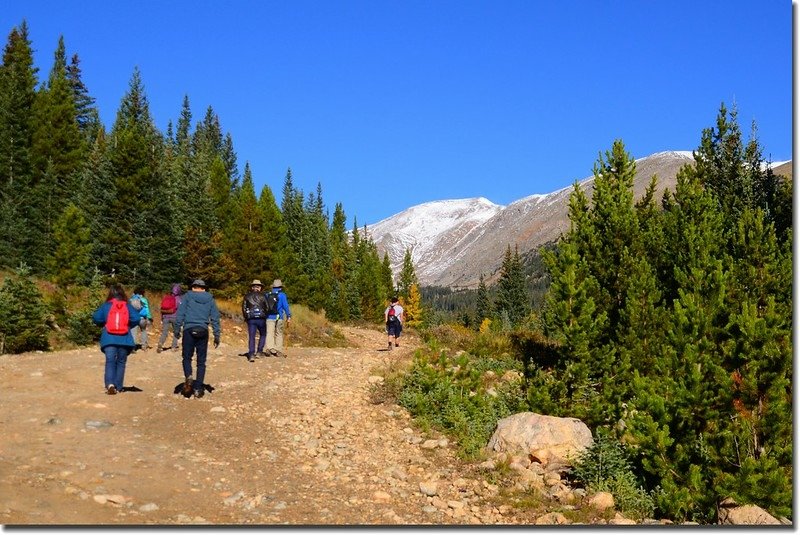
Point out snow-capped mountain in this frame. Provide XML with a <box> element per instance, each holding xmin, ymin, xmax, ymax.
<box><xmin>368</xmin><ymin>151</ymin><xmax>697</xmax><ymax>289</ymax></box>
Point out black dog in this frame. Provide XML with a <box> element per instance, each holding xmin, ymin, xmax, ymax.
<box><xmin>173</xmin><ymin>382</ymin><xmax>215</xmax><ymax>398</ymax></box>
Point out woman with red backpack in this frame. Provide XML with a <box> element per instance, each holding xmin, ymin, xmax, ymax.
<box><xmin>157</xmin><ymin>283</ymin><xmax>183</xmax><ymax>353</ymax></box>
<box><xmin>92</xmin><ymin>284</ymin><xmax>142</xmax><ymax>395</ymax></box>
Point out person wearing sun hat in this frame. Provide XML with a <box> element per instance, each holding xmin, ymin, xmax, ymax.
<box><xmin>174</xmin><ymin>279</ymin><xmax>221</xmax><ymax>398</ymax></box>
<box><xmin>242</xmin><ymin>279</ymin><xmax>270</xmax><ymax>362</ymax></box>
<box><xmin>265</xmin><ymin>278</ymin><xmax>291</xmax><ymax>358</ymax></box>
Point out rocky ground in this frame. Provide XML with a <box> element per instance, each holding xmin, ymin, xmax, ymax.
<box><xmin>0</xmin><ymin>319</ymin><xmax>648</xmax><ymax>526</ymax></box>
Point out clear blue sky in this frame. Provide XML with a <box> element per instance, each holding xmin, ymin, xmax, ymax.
<box><xmin>2</xmin><ymin>1</ymin><xmax>793</xmax><ymax>225</ymax></box>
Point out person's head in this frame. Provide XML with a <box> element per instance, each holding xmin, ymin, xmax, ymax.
<box><xmin>191</xmin><ymin>279</ymin><xmax>207</xmax><ymax>292</ymax></box>
<box><xmin>251</xmin><ymin>279</ymin><xmax>264</xmax><ymax>292</ymax></box>
<box><xmin>171</xmin><ymin>283</ymin><xmax>182</xmax><ymax>295</ymax></box>
<box><xmin>133</xmin><ymin>286</ymin><xmax>145</xmax><ymax>296</ymax></box>
<box><xmin>107</xmin><ymin>283</ymin><xmax>127</xmax><ymax>302</ymax></box>
<box><xmin>272</xmin><ymin>279</ymin><xmax>283</xmax><ymax>291</ymax></box>
<box><xmin>391</xmin><ymin>296</ymin><xmax>399</xmax><ymax>304</ymax></box>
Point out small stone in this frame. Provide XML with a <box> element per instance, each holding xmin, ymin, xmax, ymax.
<box><xmin>139</xmin><ymin>503</ymin><xmax>159</xmax><ymax>512</ymax></box>
<box><xmin>419</xmin><ymin>481</ymin><xmax>438</xmax><ymax>497</ymax></box>
<box><xmin>372</xmin><ymin>490</ymin><xmax>392</xmax><ymax>503</ymax></box>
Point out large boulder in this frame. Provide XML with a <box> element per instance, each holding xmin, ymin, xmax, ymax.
<box><xmin>718</xmin><ymin>498</ymin><xmax>781</xmax><ymax>525</ymax></box>
<box><xmin>487</xmin><ymin>412</ymin><xmax>593</xmax><ymax>465</ymax></box>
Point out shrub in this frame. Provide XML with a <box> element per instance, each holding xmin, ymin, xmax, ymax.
<box><xmin>573</xmin><ymin>431</ymin><xmax>654</xmax><ymax>520</ymax></box>
<box><xmin>0</xmin><ymin>267</ymin><xmax>50</xmax><ymax>354</ymax></box>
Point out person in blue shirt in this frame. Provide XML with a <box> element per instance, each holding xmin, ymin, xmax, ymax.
<box><xmin>265</xmin><ymin>279</ymin><xmax>291</xmax><ymax>358</ymax></box>
<box><xmin>92</xmin><ymin>284</ymin><xmax>141</xmax><ymax>395</ymax></box>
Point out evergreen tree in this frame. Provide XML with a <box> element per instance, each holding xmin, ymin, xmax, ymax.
<box><xmin>474</xmin><ymin>274</ymin><xmax>491</xmax><ymax>328</ymax></box>
<box><xmin>397</xmin><ymin>248</ymin><xmax>418</xmax><ymax>300</ymax></box>
<box><xmin>495</xmin><ymin>245</ymin><xmax>529</xmax><ymax>326</ymax></box>
<box><xmin>105</xmin><ymin>67</ymin><xmax>175</xmax><ymax>285</ymax></box>
<box><xmin>65</xmin><ymin>52</ymin><xmax>101</xmax><ymax>144</ymax></box>
<box><xmin>29</xmin><ymin>36</ymin><xmax>84</xmax><ymax>267</ymax></box>
<box><xmin>0</xmin><ymin>21</ymin><xmax>38</xmax><ymax>268</ymax></box>
<box><xmin>0</xmin><ymin>265</ymin><xmax>49</xmax><ymax>354</ymax></box>
<box><xmin>226</xmin><ymin>163</ymin><xmax>268</xmax><ymax>286</ymax></box>
<box><xmin>46</xmin><ymin>202</ymin><xmax>92</xmax><ymax>287</ymax></box>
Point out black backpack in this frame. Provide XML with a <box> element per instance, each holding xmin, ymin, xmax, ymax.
<box><xmin>265</xmin><ymin>292</ymin><xmax>278</xmax><ymax>316</ymax></box>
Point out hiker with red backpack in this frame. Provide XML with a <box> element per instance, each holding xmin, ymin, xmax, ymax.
<box><xmin>92</xmin><ymin>283</ymin><xmax>142</xmax><ymax>395</ymax></box>
<box><xmin>384</xmin><ymin>296</ymin><xmax>404</xmax><ymax>350</ymax></box>
<box><xmin>156</xmin><ymin>283</ymin><xmax>183</xmax><ymax>353</ymax></box>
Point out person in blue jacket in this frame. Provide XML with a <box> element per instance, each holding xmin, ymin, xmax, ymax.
<box><xmin>92</xmin><ymin>283</ymin><xmax>141</xmax><ymax>395</ymax></box>
<box><xmin>265</xmin><ymin>279</ymin><xmax>291</xmax><ymax>358</ymax></box>
<box><xmin>174</xmin><ymin>279</ymin><xmax>222</xmax><ymax>398</ymax></box>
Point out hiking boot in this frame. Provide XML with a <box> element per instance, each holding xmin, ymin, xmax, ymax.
<box><xmin>106</xmin><ymin>384</ymin><xmax>117</xmax><ymax>395</ymax></box>
<box><xmin>395</xmin><ymin>343</ymin><xmax>399</xmax><ymax>347</ymax></box>
<box><xmin>182</xmin><ymin>377</ymin><xmax>193</xmax><ymax>396</ymax></box>
<box><xmin>388</xmin><ymin>342</ymin><xmax>393</xmax><ymax>350</ymax></box>
<box><xmin>256</xmin><ymin>351</ymin><xmax>267</xmax><ymax>358</ymax></box>
<box><xmin>156</xmin><ymin>347</ymin><xmax>162</xmax><ymax>353</ymax></box>
<box><xmin>194</xmin><ymin>388</ymin><xmax>204</xmax><ymax>398</ymax></box>
<box><xmin>247</xmin><ymin>354</ymin><xmax>255</xmax><ymax>362</ymax></box>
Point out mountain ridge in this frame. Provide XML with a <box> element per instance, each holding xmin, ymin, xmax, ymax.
<box><xmin>368</xmin><ymin>151</ymin><xmax>791</xmax><ymax>289</ymax></box>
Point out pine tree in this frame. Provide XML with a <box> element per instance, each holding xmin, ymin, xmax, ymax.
<box><xmin>0</xmin><ymin>265</ymin><xmax>49</xmax><ymax>354</ymax></box>
<box><xmin>0</xmin><ymin>21</ymin><xmax>38</xmax><ymax>268</ymax></box>
<box><xmin>397</xmin><ymin>248</ymin><xmax>418</xmax><ymax>300</ymax></box>
<box><xmin>46</xmin><ymin>203</ymin><xmax>92</xmax><ymax>287</ymax></box>
<box><xmin>226</xmin><ymin>163</ymin><xmax>268</xmax><ymax>286</ymax></box>
<box><xmin>106</xmin><ymin>67</ymin><xmax>173</xmax><ymax>285</ymax></box>
<box><xmin>474</xmin><ymin>274</ymin><xmax>491</xmax><ymax>328</ymax></box>
<box><xmin>495</xmin><ymin>245</ymin><xmax>529</xmax><ymax>327</ymax></box>
<box><xmin>65</xmin><ymin>52</ymin><xmax>101</xmax><ymax>145</ymax></box>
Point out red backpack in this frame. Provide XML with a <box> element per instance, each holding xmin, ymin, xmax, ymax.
<box><xmin>105</xmin><ymin>299</ymin><xmax>130</xmax><ymax>335</ymax></box>
<box><xmin>160</xmin><ymin>293</ymin><xmax>177</xmax><ymax>314</ymax></box>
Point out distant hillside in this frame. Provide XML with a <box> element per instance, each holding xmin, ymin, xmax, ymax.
<box><xmin>369</xmin><ymin>151</ymin><xmax>696</xmax><ymax>289</ymax></box>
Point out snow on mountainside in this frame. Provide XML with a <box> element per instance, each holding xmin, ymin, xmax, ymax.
<box><xmin>367</xmin><ymin>198</ymin><xmax>503</xmax><ymax>283</ymax></box>
<box><xmin>368</xmin><ymin>151</ymin><xmax>790</xmax><ymax>289</ymax></box>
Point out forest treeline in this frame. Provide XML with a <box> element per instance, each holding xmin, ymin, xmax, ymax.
<box><xmin>0</xmin><ymin>21</ymin><xmax>423</xmax><ymax>325</ymax></box>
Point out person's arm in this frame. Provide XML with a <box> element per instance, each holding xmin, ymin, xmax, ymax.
<box><xmin>210</xmin><ymin>299</ymin><xmax>222</xmax><ymax>341</ymax></box>
<box><xmin>280</xmin><ymin>293</ymin><xmax>291</xmax><ymax>321</ymax></box>
<box><xmin>174</xmin><ymin>297</ymin><xmax>186</xmax><ymax>336</ymax></box>
<box><xmin>128</xmin><ymin>304</ymin><xmax>142</xmax><ymax>327</ymax></box>
<box><xmin>92</xmin><ymin>302</ymin><xmax>107</xmax><ymax>326</ymax></box>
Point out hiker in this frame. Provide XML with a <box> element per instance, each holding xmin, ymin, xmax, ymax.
<box><xmin>242</xmin><ymin>279</ymin><xmax>270</xmax><ymax>362</ymax></box>
<box><xmin>174</xmin><ymin>279</ymin><xmax>221</xmax><ymax>398</ymax></box>
<box><xmin>157</xmin><ymin>283</ymin><xmax>183</xmax><ymax>353</ymax></box>
<box><xmin>129</xmin><ymin>287</ymin><xmax>152</xmax><ymax>351</ymax></box>
<box><xmin>384</xmin><ymin>296</ymin><xmax>404</xmax><ymax>350</ymax></box>
<box><xmin>92</xmin><ymin>283</ymin><xmax>142</xmax><ymax>395</ymax></box>
<box><xmin>265</xmin><ymin>279</ymin><xmax>291</xmax><ymax>358</ymax></box>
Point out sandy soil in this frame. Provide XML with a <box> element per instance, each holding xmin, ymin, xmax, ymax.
<box><xmin>0</xmin><ymin>319</ymin><xmax>532</xmax><ymax>526</ymax></box>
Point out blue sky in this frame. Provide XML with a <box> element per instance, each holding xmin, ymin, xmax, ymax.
<box><xmin>2</xmin><ymin>1</ymin><xmax>793</xmax><ymax>225</ymax></box>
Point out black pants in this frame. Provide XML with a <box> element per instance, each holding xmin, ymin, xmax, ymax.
<box><xmin>182</xmin><ymin>327</ymin><xmax>208</xmax><ymax>389</ymax></box>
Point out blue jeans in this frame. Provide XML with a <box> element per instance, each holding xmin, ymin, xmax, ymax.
<box><xmin>247</xmin><ymin>318</ymin><xmax>266</xmax><ymax>354</ymax></box>
<box><xmin>103</xmin><ymin>345</ymin><xmax>131</xmax><ymax>390</ymax></box>
<box><xmin>182</xmin><ymin>327</ymin><xmax>209</xmax><ymax>390</ymax></box>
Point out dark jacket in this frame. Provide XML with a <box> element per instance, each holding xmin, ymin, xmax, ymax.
<box><xmin>175</xmin><ymin>290</ymin><xmax>221</xmax><ymax>339</ymax></box>
<box><xmin>242</xmin><ymin>291</ymin><xmax>269</xmax><ymax>320</ymax></box>
<box><xmin>92</xmin><ymin>300</ymin><xmax>142</xmax><ymax>350</ymax></box>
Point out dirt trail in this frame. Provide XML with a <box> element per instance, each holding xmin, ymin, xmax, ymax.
<box><xmin>0</xmin><ymin>320</ymin><xmax>528</xmax><ymax>526</ymax></box>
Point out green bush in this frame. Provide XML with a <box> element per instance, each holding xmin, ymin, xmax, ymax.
<box><xmin>573</xmin><ymin>431</ymin><xmax>654</xmax><ymax>520</ymax></box>
<box><xmin>397</xmin><ymin>345</ymin><xmax>527</xmax><ymax>459</ymax></box>
<box><xmin>0</xmin><ymin>267</ymin><xmax>50</xmax><ymax>354</ymax></box>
